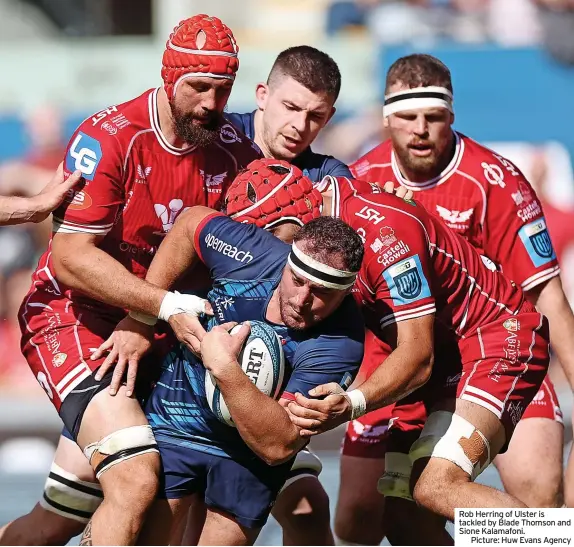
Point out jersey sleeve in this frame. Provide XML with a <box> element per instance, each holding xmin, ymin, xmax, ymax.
<box><xmin>365</xmin><ymin>210</ymin><xmax>436</xmax><ymax>330</ymax></box>
<box><xmin>54</xmin><ymin>123</ymin><xmax>124</xmax><ymax>235</ymax></box>
<box><xmin>481</xmin><ymin>156</ymin><xmax>560</xmax><ymax>292</ymax></box>
<box><xmin>322</xmin><ymin>157</ymin><xmax>352</xmax><ymax>178</ymax></box>
<box><xmin>195</xmin><ymin>214</ymin><xmax>289</xmax><ymax>280</ymax></box>
<box><xmin>281</xmin><ymin>299</ymin><xmax>365</xmax><ymax>399</ymax></box>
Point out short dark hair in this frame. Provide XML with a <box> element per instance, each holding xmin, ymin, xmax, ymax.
<box><xmin>294</xmin><ymin>217</ymin><xmax>364</xmax><ymax>272</ymax></box>
<box><xmin>268</xmin><ymin>46</ymin><xmax>341</xmax><ymax>101</ymax></box>
<box><xmin>385</xmin><ymin>54</ymin><xmax>453</xmax><ymax>95</ymax></box>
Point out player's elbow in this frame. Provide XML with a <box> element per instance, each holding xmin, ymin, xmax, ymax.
<box><xmin>260</xmin><ymin>433</ymin><xmax>301</xmax><ymax>466</ymax></box>
<box><xmin>414</xmin><ymin>351</ymin><xmax>433</xmax><ymax>390</ymax></box>
<box><xmin>51</xmin><ymin>240</ymin><xmax>83</xmax><ymax>288</ymax></box>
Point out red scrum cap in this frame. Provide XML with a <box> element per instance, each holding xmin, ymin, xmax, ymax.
<box><xmin>162</xmin><ymin>14</ymin><xmax>239</xmax><ymax>101</ymax></box>
<box><xmin>225</xmin><ymin>159</ymin><xmax>323</xmax><ymax>229</ymax></box>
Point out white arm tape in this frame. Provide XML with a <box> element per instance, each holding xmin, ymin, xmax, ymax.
<box><xmin>346</xmin><ymin>389</ymin><xmax>367</xmax><ymax>420</ymax></box>
<box><xmin>158</xmin><ymin>291</ymin><xmax>209</xmax><ymax>322</ymax></box>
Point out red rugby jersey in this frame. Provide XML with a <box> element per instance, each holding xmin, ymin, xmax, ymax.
<box><xmin>327</xmin><ymin>177</ymin><xmax>526</xmax><ymax>338</ymax></box>
<box><xmin>29</xmin><ymin>88</ymin><xmax>260</xmax><ymax>318</ymax></box>
<box><xmin>351</xmin><ymin>132</ymin><xmax>560</xmax><ymax>293</ymax></box>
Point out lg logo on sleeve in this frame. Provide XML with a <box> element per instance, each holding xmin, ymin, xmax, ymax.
<box><xmin>66</xmin><ymin>132</ymin><xmax>103</xmax><ymax>180</ymax></box>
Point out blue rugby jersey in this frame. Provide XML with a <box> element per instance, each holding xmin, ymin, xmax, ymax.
<box><xmin>226</xmin><ymin>110</ymin><xmax>352</xmax><ymax>182</ymax></box>
<box><xmin>145</xmin><ymin>214</ymin><xmax>364</xmax><ymax>461</ymax></box>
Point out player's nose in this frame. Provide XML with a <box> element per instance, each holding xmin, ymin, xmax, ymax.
<box><xmin>200</xmin><ymin>90</ymin><xmax>218</xmax><ymax>112</ymax></box>
<box><xmin>295</xmin><ymin>286</ymin><xmax>313</xmax><ymax>308</ymax></box>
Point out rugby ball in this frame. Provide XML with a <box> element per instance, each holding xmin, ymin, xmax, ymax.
<box><xmin>205</xmin><ymin>320</ymin><xmax>285</xmax><ymax>426</ymax></box>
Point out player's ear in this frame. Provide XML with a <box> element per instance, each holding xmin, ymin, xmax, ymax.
<box><xmin>383</xmin><ymin>115</ymin><xmax>390</xmax><ymax>129</ymax></box>
<box><xmin>255</xmin><ymin>83</ymin><xmax>269</xmax><ymax>111</ymax></box>
<box><xmin>326</xmin><ymin>106</ymin><xmax>336</xmax><ymax>125</ymax></box>
<box><xmin>450</xmin><ymin>112</ymin><xmax>455</xmax><ymax>125</ymax></box>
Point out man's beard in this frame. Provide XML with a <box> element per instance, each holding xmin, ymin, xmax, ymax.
<box><xmin>397</xmin><ymin>146</ymin><xmax>439</xmax><ymax>178</ymax></box>
<box><xmin>170</xmin><ymin>102</ymin><xmax>222</xmax><ymax>148</ymax></box>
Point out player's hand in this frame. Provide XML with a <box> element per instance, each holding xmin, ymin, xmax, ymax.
<box><xmin>92</xmin><ymin>315</ymin><xmax>154</xmax><ymax>397</ymax></box>
<box><xmin>31</xmin><ymin>163</ymin><xmax>84</xmax><ymax>222</ymax></box>
<box><xmin>200</xmin><ymin>321</ymin><xmax>251</xmax><ymax>376</ymax></box>
<box><xmin>381</xmin><ymin>180</ymin><xmax>414</xmax><ymax>201</ymax></box>
<box><xmin>169</xmin><ymin>310</ymin><xmax>211</xmax><ymax>356</ymax></box>
<box><xmin>287</xmin><ymin>383</ymin><xmax>352</xmax><ymax>437</ymax></box>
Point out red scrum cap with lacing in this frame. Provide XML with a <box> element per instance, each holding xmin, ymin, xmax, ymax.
<box><xmin>162</xmin><ymin>14</ymin><xmax>239</xmax><ymax>101</ymax></box>
<box><xmin>224</xmin><ymin>159</ymin><xmax>323</xmax><ymax>229</ymax></box>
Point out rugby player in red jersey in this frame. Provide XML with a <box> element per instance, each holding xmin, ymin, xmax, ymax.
<box><xmin>226</xmin><ymin>159</ymin><xmax>552</xmax><ymax>537</ymax></box>
<box><xmin>0</xmin><ymin>14</ymin><xmax>259</xmax><ymax>546</ymax></box>
<box><xmin>339</xmin><ymin>53</ymin><xmax>570</xmax><ymax>543</ymax></box>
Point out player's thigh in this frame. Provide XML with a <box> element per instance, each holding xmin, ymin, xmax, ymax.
<box><xmin>334</xmin><ymin>455</ymin><xmax>386</xmax><ymax>544</ymax></box>
<box><xmin>182</xmin><ymin>496</ymin><xmax>208</xmax><ymax>546</ymax></box>
<box><xmin>495</xmin><ymin>417</ymin><xmax>564</xmax><ymax>507</ymax></box>
<box><xmin>199</xmin><ymin>507</ymin><xmax>260</xmax><ymax>546</ymax></box>
<box><xmin>77</xmin><ymin>380</ymin><xmax>151</xmax><ymax>448</ymax></box>
<box><xmin>77</xmin><ymin>386</ymin><xmax>160</xmax><ymax>505</ymax></box>
<box><xmin>138</xmin><ymin>495</ymin><xmax>196</xmax><ymax>546</ymax></box>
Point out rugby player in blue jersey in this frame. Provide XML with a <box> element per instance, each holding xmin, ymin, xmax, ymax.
<box><xmin>225</xmin><ymin>45</ymin><xmax>353</xmax><ymax>544</ymax></box>
<box><xmin>128</xmin><ymin>174</ymin><xmax>364</xmax><ymax>545</ymax></box>
<box><xmin>227</xmin><ymin>45</ymin><xmax>351</xmax><ymax>182</ymax></box>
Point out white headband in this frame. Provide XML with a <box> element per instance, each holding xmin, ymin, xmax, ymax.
<box><xmin>288</xmin><ymin>242</ymin><xmax>357</xmax><ymax>290</ymax></box>
<box><xmin>383</xmin><ymin>86</ymin><xmax>453</xmax><ymax>117</ymax></box>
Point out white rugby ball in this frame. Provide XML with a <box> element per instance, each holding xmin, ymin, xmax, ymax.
<box><xmin>205</xmin><ymin>320</ymin><xmax>285</xmax><ymax>427</ymax></box>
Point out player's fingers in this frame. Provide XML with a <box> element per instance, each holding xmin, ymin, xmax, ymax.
<box><xmin>204</xmin><ymin>301</ymin><xmax>214</xmax><ymax>315</ymax></box>
<box><xmin>288</xmin><ymin>414</ymin><xmax>323</xmax><ymax>430</ymax></box>
<box><xmin>94</xmin><ymin>347</ymin><xmax>118</xmax><ymax>380</ymax></box>
<box><xmin>185</xmin><ymin>335</ymin><xmax>202</xmax><ymax>356</ymax></box>
<box><xmin>382</xmin><ymin>180</ymin><xmax>395</xmax><ymax>193</ymax></box>
<box><xmin>218</xmin><ymin>321</ymin><xmax>238</xmax><ymax>332</ymax></box>
<box><xmin>125</xmin><ymin>358</ymin><xmax>139</xmax><ymax>397</ymax></box>
<box><xmin>232</xmin><ymin>322</ymin><xmax>251</xmax><ymax>345</ymax></box>
<box><xmin>308</xmin><ymin>382</ymin><xmax>341</xmax><ymax>398</ymax></box>
<box><xmin>288</xmin><ymin>400</ymin><xmax>326</xmax><ymax>420</ymax></box>
<box><xmin>91</xmin><ymin>336</ymin><xmax>114</xmax><ymax>361</ymax></box>
<box><xmin>109</xmin><ymin>357</ymin><xmax>127</xmax><ymax>396</ymax></box>
<box><xmin>61</xmin><ymin>170</ymin><xmax>83</xmax><ymax>191</ymax></box>
<box><xmin>299</xmin><ymin>428</ymin><xmax>320</xmax><ymax>438</ymax></box>
<box><xmin>394</xmin><ymin>185</ymin><xmax>409</xmax><ymax>199</ymax></box>
<box><xmin>404</xmin><ymin>188</ymin><xmax>414</xmax><ymax>201</ymax></box>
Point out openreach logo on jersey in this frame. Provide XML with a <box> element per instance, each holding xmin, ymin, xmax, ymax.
<box><xmin>65</xmin><ymin>132</ymin><xmax>103</xmax><ymax>181</ymax></box>
<box><xmin>204</xmin><ymin>233</ymin><xmax>254</xmax><ymax>263</ymax></box>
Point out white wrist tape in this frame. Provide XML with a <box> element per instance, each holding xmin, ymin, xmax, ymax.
<box><xmin>128</xmin><ymin>311</ymin><xmax>158</xmax><ymax>326</ymax></box>
<box><xmin>158</xmin><ymin>291</ymin><xmax>209</xmax><ymax>322</ymax></box>
<box><xmin>346</xmin><ymin>389</ymin><xmax>367</xmax><ymax>420</ymax></box>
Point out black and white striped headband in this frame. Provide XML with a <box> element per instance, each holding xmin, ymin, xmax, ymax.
<box><xmin>383</xmin><ymin>86</ymin><xmax>453</xmax><ymax>118</ymax></box>
<box><xmin>288</xmin><ymin>242</ymin><xmax>358</xmax><ymax>290</ymax></box>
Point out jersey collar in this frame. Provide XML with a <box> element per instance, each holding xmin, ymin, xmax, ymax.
<box><xmin>391</xmin><ymin>131</ymin><xmax>464</xmax><ymax>190</ymax></box>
